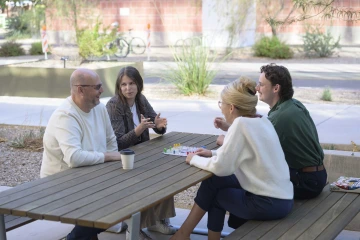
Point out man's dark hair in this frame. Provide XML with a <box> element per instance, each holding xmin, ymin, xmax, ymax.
<box><xmin>260</xmin><ymin>63</ymin><xmax>294</xmax><ymax>101</ymax></box>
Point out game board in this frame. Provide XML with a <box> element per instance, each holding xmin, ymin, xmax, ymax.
<box><xmin>163</xmin><ymin>144</ymin><xmax>205</xmax><ymax>156</ymax></box>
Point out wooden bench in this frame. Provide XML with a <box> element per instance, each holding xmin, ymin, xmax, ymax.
<box><xmin>4</xmin><ymin>215</ymin><xmax>34</xmax><ymax>232</ymax></box>
<box><xmin>224</xmin><ymin>185</ymin><xmax>360</xmax><ymax>239</ymax></box>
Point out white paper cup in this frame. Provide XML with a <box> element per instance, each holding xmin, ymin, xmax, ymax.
<box><xmin>120</xmin><ymin>149</ymin><xmax>135</xmax><ymax>169</ymax></box>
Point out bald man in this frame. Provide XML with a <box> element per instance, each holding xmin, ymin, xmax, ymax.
<box><xmin>40</xmin><ymin>68</ymin><xmax>122</xmax><ymax>240</ymax></box>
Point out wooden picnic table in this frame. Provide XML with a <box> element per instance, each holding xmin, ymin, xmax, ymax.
<box><xmin>0</xmin><ymin>132</ymin><xmax>217</xmax><ymax>240</ymax></box>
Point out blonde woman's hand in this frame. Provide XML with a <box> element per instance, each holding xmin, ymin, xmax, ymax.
<box><xmin>135</xmin><ymin>114</ymin><xmax>155</xmax><ymax>136</ymax></box>
<box><xmin>214</xmin><ymin>117</ymin><xmax>230</xmax><ymax>131</ymax></box>
<box><xmin>195</xmin><ymin>148</ymin><xmax>212</xmax><ymax>157</ymax></box>
<box><xmin>186</xmin><ymin>153</ymin><xmax>196</xmax><ymax>164</ymax></box>
<box><xmin>154</xmin><ymin>113</ymin><xmax>167</xmax><ymax>130</ymax></box>
<box><xmin>216</xmin><ymin>135</ymin><xmax>225</xmax><ymax>146</ymax></box>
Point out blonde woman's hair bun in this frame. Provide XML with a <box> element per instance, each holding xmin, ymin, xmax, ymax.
<box><xmin>239</xmin><ymin>76</ymin><xmax>256</xmax><ymax>95</ymax></box>
<box><xmin>221</xmin><ymin>76</ymin><xmax>258</xmax><ymax>116</ymax></box>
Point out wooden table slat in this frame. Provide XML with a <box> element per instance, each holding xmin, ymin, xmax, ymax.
<box><xmin>0</xmin><ymin>132</ymin><xmax>186</xmax><ymax>202</ymax></box>
<box><xmin>45</xmin><ymin>157</ymin><xmax>188</xmax><ymax>222</ymax></box>
<box><xmin>28</xmin><ymin>135</ymin><xmax>218</xmax><ymax>220</ymax></box>
<box><xmin>0</xmin><ymin>161</ymin><xmax>119</xmax><ymax>199</ymax></box>
<box><xmin>315</xmin><ymin>194</ymin><xmax>360</xmax><ymax>240</ymax></box>
<box><xmin>70</xmin><ymin>165</ymin><xmax>204</xmax><ymax>227</ymax></box>
<box><xmin>25</xmin><ymin>154</ymin><xmax>176</xmax><ymax>218</ymax></box>
<box><xmin>4</xmin><ymin>215</ymin><xmax>20</xmax><ymax>223</ymax></box>
<box><xmin>4</xmin><ymin>216</ymin><xmax>33</xmax><ymax>231</ymax></box>
<box><xmin>259</xmin><ymin>187</ymin><xmax>332</xmax><ymax>240</ymax></box>
<box><xmin>94</xmin><ymin>170</ymin><xmax>212</xmax><ymax>229</ymax></box>
<box><xmin>0</xmin><ymin>163</ymin><xmax>125</xmax><ymax>214</ymax></box>
<box><xmin>296</xmin><ymin>192</ymin><xmax>357</xmax><ymax>240</ymax></box>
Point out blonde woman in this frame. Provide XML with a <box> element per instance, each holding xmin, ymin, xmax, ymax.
<box><xmin>171</xmin><ymin>77</ymin><xmax>294</xmax><ymax>240</ymax></box>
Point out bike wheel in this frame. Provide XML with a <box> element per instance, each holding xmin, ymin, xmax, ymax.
<box><xmin>114</xmin><ymin>38</ymin><xmax>130</xmax><ymax>58</ymax></box>
<box><xmin>130</xmin><ymin>37</ymin><xmax>146</xmax><ymax>55</ymax></box>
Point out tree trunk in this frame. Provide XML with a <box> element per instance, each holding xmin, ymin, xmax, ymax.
<box><xmin>271</xmin><ymin>25</ymin><xmax>277</xmax><ymax>37</ymax></box>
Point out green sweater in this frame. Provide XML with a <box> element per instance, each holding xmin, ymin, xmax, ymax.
<box><xmin>268</xmin><ymin>99</ymin><xmax>324</xmax><ymax>169</ymax></box>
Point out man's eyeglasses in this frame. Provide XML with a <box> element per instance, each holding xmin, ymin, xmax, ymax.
<box><xmin>73</xmin><ymin>83</ymin><xmax>103</xmax><ymax>90</ymax></box>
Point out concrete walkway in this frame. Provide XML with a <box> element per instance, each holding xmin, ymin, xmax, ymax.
<box><xmin>0</xmin><ymin>96</ymin><xmax>359</xmax><ymax>148</ymax></box>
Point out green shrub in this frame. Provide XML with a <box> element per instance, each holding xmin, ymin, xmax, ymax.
<box><xmin>0</xmin><ymin>41</ymin><xmax>25</xmax><ymax>56</ymax></box>
<box><xmin>321</xmin><ymin>86</ymin><xmax>332</xmax><ymax>101</ymax></box>
<box><xmin>77</xmin><ymin>19</ymin><xmax>117</xmax><ymax>60</ymax></box>
<box><xmin>5</xmin><ymin>16</ymin><xmax>31</xmax><ymax>39</ymax></box>
<box><xmin>253</xmin><ymin>36</ymin><xmax>293</xmax><ymax>59</ymax></box>
<box><xmin>303</xmin><ymin>26</ymin><xmax>340</xmax><ymax>57</ymax></box>
<box><xmin>165</xmin><ymin>37</ymin><xmax>221</xmax><ymax>95</ymax></box>
<box><xmin>29</xmin><ymin>42</ymin><xmax>51</xmax><ymax>55</ymax></box>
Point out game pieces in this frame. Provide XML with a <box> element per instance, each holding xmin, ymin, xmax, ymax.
<box><xmin>163</xmin><ymin>143</ymin><xmax>205</xmax><ymax>156</ymax></box>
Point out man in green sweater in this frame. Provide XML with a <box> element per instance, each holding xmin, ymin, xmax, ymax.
<box><xmin>256</xmin><ymin>63</ymin><xmax>327</xmax><ymax>199</ymax></box>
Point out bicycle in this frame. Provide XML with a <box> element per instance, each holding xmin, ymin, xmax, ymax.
<box><xmin>175</xmin><ymin>37</ymin><xmax>202</xmax><ymax>49</ymax></box>
<box><xmin>113</xmin><ymin>29</ymin><xmax>146</xmax><ymax>58</ymax></box>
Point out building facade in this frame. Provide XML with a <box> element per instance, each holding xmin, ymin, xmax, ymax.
<box><xmin>46</xmin><ymin>0</ymin><xmax>360</xmax><ymax>47</ymax></box>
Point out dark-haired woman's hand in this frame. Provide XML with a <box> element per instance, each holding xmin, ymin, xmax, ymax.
<box><xmin>135</xmin><ymin>114</ymin><xmax>156</xmax><ymax>136</ymax></box>
<box><xmin>154</xmin><ymin>113</ymin><xmax>167</xmax><ymax>130</ymax></box>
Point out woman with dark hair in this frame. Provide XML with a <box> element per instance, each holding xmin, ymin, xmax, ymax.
<box><xmin>107</xmin><ymin>66</ymin><xmax>167</xmax><ymax>150</ymax></box>
<box><xmin>106</xmin><ymin>66</ymin><xmax>176</xmax><ymax>240</ymax></box>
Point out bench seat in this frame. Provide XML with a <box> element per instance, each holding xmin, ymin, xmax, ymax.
<box><xmin>4</xmin><ymin>215</ymin><xmax>34</xmax><ymax>232</ymax></box>
<box><xmin>225</xmin><ymin>185</ymin><xmax>360</xmax><ymax>240</ymax></box>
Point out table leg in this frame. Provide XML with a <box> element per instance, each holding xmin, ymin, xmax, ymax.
<box><xmin>127</xmin><ymin>212</ymin><xmax>140</xmax><ymax>240</ymax></box>
<box><xmin>0</xmin><ymin>214</ymin><xmax>6</xmax><ymax>240</ymax></box>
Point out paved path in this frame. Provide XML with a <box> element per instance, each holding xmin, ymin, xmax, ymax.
<box><xmin>1</xmin><ymin>96</ymin><xmax>359</xmax><ymax>147</ymax></box>
<box><xmin>143</xmin><ymin>62</ymin><xmax>360</xmax><ymax>89</ymax></box>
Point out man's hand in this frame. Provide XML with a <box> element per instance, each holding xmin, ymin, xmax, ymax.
<box><xmin>195</xmin><ymin>148</ymin><xmax>212</xmax><ymax>157</ymax></box>
<box><xmin>135</xmin><ymin>114</ymin><xmax>156</xmax><ymax>136</ymax></box>
<box><xmin>216</xmin><ymin>135</ymin><xmax>225</xmax><ymax>146</ymax></box>
<box><xmin>154</xmin><ymin>113</ymin><xmax>167</xmax><ymax>130</ymax></box>
<box><xmin>214</xmin><ymin>117</ymin><xmax>230</xmax><ymax>131</ymax></box>
<box><xmin>104</xmin><ymin>152</ymin><xmax>122</xmax><ymax>162</ymax></box>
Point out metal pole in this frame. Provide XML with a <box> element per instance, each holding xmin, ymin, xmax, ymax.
<box><xmin>146</xmin><ymin>23</ymin><xmax>151</xmax><ymax>61</ymax></box>
<box><xmin>0</xmin><ymin>214</ymin><xmax>7</xmax><ymax>240</ymax></box>
<box><xmin>128</xmin><ymin>212</ymin><xmax>140</xmax><ymax>240</ymax></box>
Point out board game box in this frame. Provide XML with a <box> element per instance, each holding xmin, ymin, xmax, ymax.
<box><xmin>330</xmin><ymin>176</ymin><xmax>360</xmax><ymax>193</ymax></box>
<box><xmin>163</xmin><ymin>144</ymin><xmax>206</xmax><ymax>156</ymax></box>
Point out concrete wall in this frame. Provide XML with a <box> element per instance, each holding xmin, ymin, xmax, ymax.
<box><xmin>0</xmin><ymin>62</ymin><xmax>143</xmax><ymax>98</ymax></box>
<box><xmin>255</xmin><ymin>0</ymin><xmax>360</xmax><ymax>45</ymax></box>
<box><xmin>46</xmin><ymin>0</ymin><xmax>203</xmax><ymax>46</ymax></box>
<box><xmin>202</xmin><ymin>0</ymin><xmax>256</xmax><ymax>48</ymax></box>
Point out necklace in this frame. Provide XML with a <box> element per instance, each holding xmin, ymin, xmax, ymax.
<box><xmin>130</xmin><ymin>104</ymin><xmax>136</xmax><ymax>114</ymax></box>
